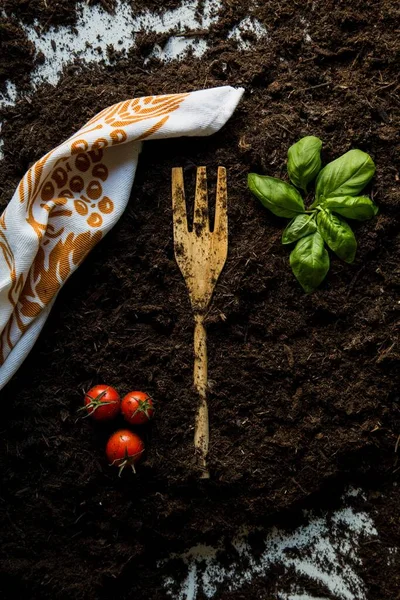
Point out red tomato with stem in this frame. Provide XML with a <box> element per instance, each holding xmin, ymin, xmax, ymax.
<box><xmin>82</xmin><ymin>385</ymin><xmax>120</xmax><ymax>421</ymax></box>
<box><xmin>121</xmin><ymin>391</ymin><xmax>154</xmax><ymax>425</ymax></box>
<box><xmin>106</xmin><ymin>429</ymin><xmax>145</xmax><ymax>475</ymax></box>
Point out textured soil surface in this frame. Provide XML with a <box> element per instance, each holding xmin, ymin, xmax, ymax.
<box><xmin>0</xmin><ymin>0</ymin><xmax>399</xmax><ymax>598</ymax></box>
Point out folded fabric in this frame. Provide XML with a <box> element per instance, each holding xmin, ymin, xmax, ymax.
<box><xmin>0</xmin><ymin>85</ymin><xmax>244</xmax><ymax>390</ymax></box>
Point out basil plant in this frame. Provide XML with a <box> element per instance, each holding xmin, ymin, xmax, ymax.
<box><xmin>248</xmin><ymin>136</ymin><xmax>378</xmax><ymax>292</ymax></box>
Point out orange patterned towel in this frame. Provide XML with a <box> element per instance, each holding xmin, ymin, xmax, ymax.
<box><xmin>0</xmin><ymin>85</ymin><xmax>244</xmax><ymax>389</ymax></box>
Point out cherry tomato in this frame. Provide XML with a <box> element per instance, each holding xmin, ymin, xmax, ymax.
<box><xmin>82</xmin><ymin>385</ymin><xmax>120</xmax><ymax>421</ymax></box>
<box><xmin>106</xmin><ymin>429</ymin><xmax>145</xmax><ymax>475</ymax></box>
<box><xmin>121</xmin><ymin>391</ymin><xmax>154</xmax><ymax>425</ymax></box>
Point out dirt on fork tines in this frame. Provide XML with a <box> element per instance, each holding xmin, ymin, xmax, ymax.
<box><xmin>0</xmin><ymin>0</ymin><xmax>400</xmax><ymax>599</ymax></box>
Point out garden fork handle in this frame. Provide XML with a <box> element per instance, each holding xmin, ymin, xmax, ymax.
<box><xmin>193</xmin><ymin>312</ymin><xmax>210</xmax><ymax>479</ymax></box>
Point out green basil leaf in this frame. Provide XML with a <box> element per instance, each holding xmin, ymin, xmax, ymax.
<box><xmin>315</xmin><ymin>149</ymin><xmax>375</xmax><ymax>203</ymax></box>
<box><xmin>317</xmin><ymin>210</ymin><xmax>357</xmax><ymax>263</ymax></box>
<box><xmin>282</xmin><ymin>214</ymin><xmax>317</xmax><ymax>245</ymax></box>
<box><xmin>287</xmin><ymin>136</ymin><xmax>322</xmax><ymax>192</ymax></box>
<box><xmin>322</xmin><ymin>195</ymin><xmax>378</xmax><ymax>221</ymax></box>
<box><xmin>248</xmin><ymin>174</ymin><xmax>305</xmax><ymax>218</ymax></box>
<box><xmin>289</xmin><ymin>231</ymin><xmax>330</xmax><ymax>293</ymax></box>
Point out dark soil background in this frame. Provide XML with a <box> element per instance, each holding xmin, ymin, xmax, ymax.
<box><xmin>0</xmin><ymin>0</ymin><xmax>399</xmax><ymax>598</ymax></box>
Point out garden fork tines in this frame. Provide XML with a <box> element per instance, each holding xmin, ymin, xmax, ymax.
<box><xmin>171</xmin><ymin>166</ymin><xmax>228</xmax><ymax>478</ymax></box>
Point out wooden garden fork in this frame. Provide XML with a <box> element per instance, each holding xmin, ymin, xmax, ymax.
<box><xmin>171</xmin><ymin>166</ymin><xmax>228</xmax><ymax>478</ymax></box>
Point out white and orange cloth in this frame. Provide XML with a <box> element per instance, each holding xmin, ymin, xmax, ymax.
<box><xmin>0</xmin><ymin>85</ymin><xmax>244</xmax><ymax>390</ymax></box>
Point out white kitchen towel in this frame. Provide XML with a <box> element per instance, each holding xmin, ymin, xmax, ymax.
<box><xmin>0</xmin><ymin>85</ymin><xmax>244</xmax><ymax>390</ymax></box>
